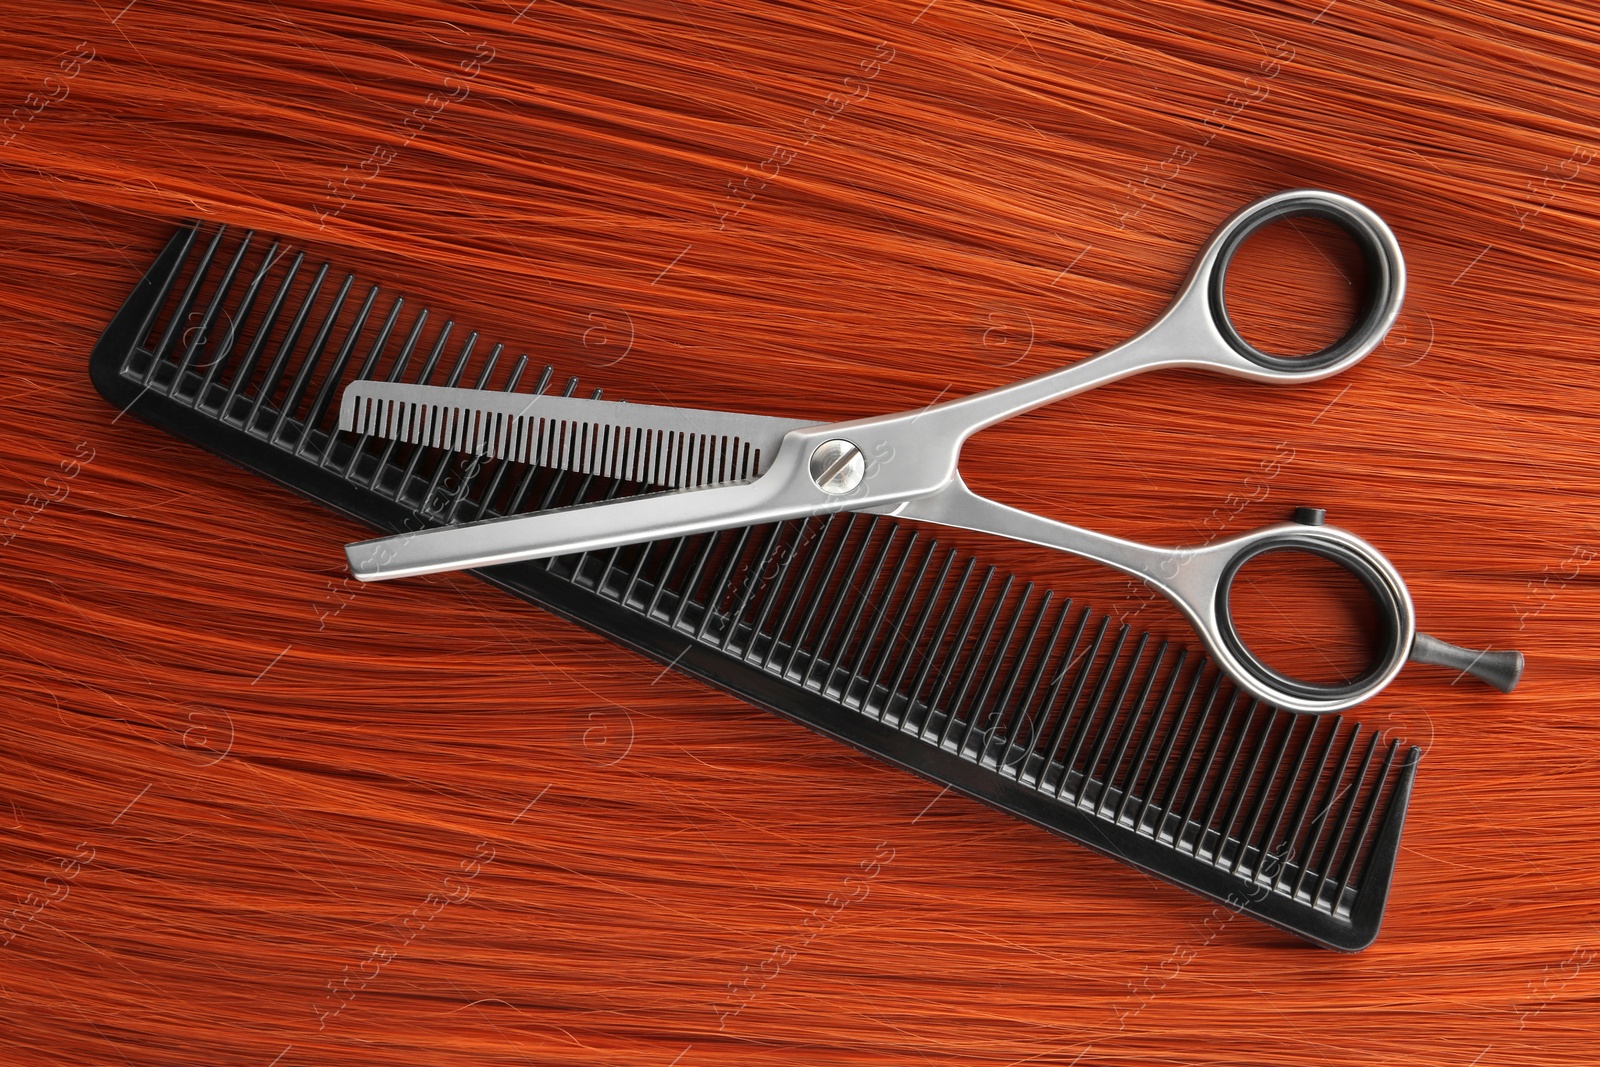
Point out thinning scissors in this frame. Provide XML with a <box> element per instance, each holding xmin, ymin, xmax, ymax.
<box><xmin>335</xmin><ymin>190</ymin><xmax>1521</xmax><ymax>714</ymax></box>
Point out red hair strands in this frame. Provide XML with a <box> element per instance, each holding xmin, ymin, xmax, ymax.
<box><xmin>2</xmin><ymin>1</ymin><xmax>1597</xmax><ymax>1065</ymax></box>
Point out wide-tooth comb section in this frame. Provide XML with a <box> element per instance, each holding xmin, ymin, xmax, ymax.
<box><xmin>89</xmin><ymin>222</ymin><xmax>1424</xmax><ymax>952</ymax></box>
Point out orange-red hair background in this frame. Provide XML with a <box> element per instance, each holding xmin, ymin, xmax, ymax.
<box><xmin>2</xmin><ymin>1</ymin><xmax>1596</xmax><ymax>1064</ymax></box>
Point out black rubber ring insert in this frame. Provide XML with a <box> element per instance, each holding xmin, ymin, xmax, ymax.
<box><xmin>1207</xmin><ymin>195</ymin><xmax>1398</xmax><ymax>373</ymax></box>
<box><xmin>1213</xmin><ymin>535</ymin><xmax>1408</xmax><ymax>704</ymax></box>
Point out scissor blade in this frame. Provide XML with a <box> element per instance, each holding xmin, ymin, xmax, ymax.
<box><xmin>345</xmin><ymin>457</ymin><xmax>805</xmax><ymax>582</ymax></box>
<box><xmin>338</xmin><ymin>381</ymin><xmax>817</xmax><ymax>489</ymax></box>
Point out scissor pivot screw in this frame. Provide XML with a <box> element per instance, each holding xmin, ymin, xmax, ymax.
<box><xmin>810</xmin><ymin>439</ymin><xmax>865</xmax><ymax>494</ymax></box>
<box><xmin>1292</xmin><ymin>507</ymin><xmax>1326</xmax><ymax>526</ymax></box>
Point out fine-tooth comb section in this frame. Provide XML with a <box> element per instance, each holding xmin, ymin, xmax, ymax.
<box><xmin>89</xmin><ymin>222</ymin><xmax>1423</xmax><ymax>951</ymax></box>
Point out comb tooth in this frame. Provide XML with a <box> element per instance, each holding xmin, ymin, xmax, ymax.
<box><xmin>1036</xmin><ymin>612</ymin><xmax>1111</xmax><ymax>795</ymax></box>
<box><xmin>1174</xmin><ymin>690</ymin><xmax>1246</xmax><ymax>848</ymax></box>
<box><xmin>1285</xmin><ymin>720</ymin><xmax>1355</xmax><ymax>898</ymax></box>
<box><xmin>221</xmin><ymin>249</ymin><xmax>305</xmax><ymax>425</ymax></box>
<box><xmin>1096</xmin><ymin>641</ymin><xmax>1168</xmax><ymax>818</ymax></box>
<box><xmin>1053</xmin><ymin>620</ymin><xmax>1130</xmax><ymax>802</ymax></box>
<box><xmin>124</xmin><ymin>225</ymin><xmax>206</xmax><ymax>391</ymax></box>
<box><xmin>247</xmin><ymin>260</ymin><xmax>331</xmax><ymax>433</ymax></box>
<box><xmin>904</xmin><ymin>557</ymin><xmax>984</xmax><ymax>734</ymax></box>
<box><xmin>645</xmin><ymin>536</ymin><xmax>692</xmax><ymax>619</ymax></box>
<box><xmin>669</xmin><ymin>531</ymin><xmax>721</xmax><ymax>631</ymax></box>
<box><xmin>1016</xmin><ymin>605</ymin><xmax>1092</xmax><ymax>784</ymax></box>
<box><xmin>1074</xmin><ymin>631</ymin><xmax>1153</xmax><ymax>805</ymax></box>
<box><xmin>954</xmin><ymin>581</ymin><xmax>1032</xmax><ymax>758</ymax></box>
<box><xmin>1247</xmin><ymin>714</ymin><xmax>1318</xmax><ymax>881</ymax></box>
<box><xmin>977</xmin><ymin>588</ymin><xmax>1050</xmax><ymax>765</ymax></box>
<box><xmin>619</xmin><ymin>534</ymin><xmax>665</xmax><ymax>614</ymax></box>
<box><xmin>781</xmin><ymin>514</ymin><xmax>862</xmax><ymax>680</ymax></box>
<box><xmin>1228</xmin><ymin>711</ymin><xmax>1298</xmax><ymax>876</ymax></box>
<box><xmin>408</xmin><ymin>332</ymin><xmax>478</xmax><ymax>512</ymax></box>
<box><xmin>801</xmin><ymin>518</ymin><xmax>883</xmax><ymax>691</ymax></box>
<box><xmin>876</xmin><ymin>546</ymin><xmax>957</xmax><ymax>724</ymax></box>
<box><xmin>1151</xmin><ymin>672</ymin><xmax>1226</xmax><ymax>841</ymax></box>
<box><xmin>272</xmin><ymin>271</ymin><xmax>360</xmax><ymax>445</ymax></box>
<box><xmin>695</xmin><ymin>525</ymin><xmax>755</xmax><ymax>643</ymax></box>
<box><xmin>174</xmin><ymin>230</ymin><xmax>256</xmax><ymax>400</ymax></box>
<box><xmin>1195</xmin><ymin>700</ymin><xmax>1261</xmax><ymax>860</ymax></box>
<box><xmin>993</xmin><ymin>594</ymin><xmax>1065</xmax><ymax>776</ymax></box>
<box><xmin>759</xmin><ymin>515</ymin><xmax>840</xmax><ymax>674</ymax></box>
<box><xmin>817</xmin><ymin>524</ymin><xmax>899</xmax><ymax>697</ymax></box>
<box><xmin>595</xmin><ymin>476</ymin><xmax>658</xmax><ymax>595</ymax></box>
<box><xmin>347</xmin><ymin>307</ymin><xmax>430</xmax><ymax>483</ymax></box>
<box><xmin>385</xmin><ymin>321</ymin><xmax>457</xmax><ymax>500</ymax></box>
<box><xmin>195</xmin><ymin>231</ymin><xmax>276</xmax><ymax>409</ymax></box>
<box><xmin>897</xmin><ymin>554</ymin><xmax>976</xmax><ymax>732</ymax></box>
<box><xmin>740</xmin><ymin>521</ymin><xmax>814</xmax><ymax>654</ymax></box>
<box><xmin>328</xmin><ymin>296</ymin><xmax>401</xmax><ymax>453</ymax></box>
<box><xmin>716</xmin><ymin>524</ymin><xmax>787</xmax><ymax>654</ymax></box>
<box><xmin>934</xmin><ymin>571</ymin><xmax>1010</xmax><ymax>749</ymax></box>
<box><xmin>465</xmin><ymin>354</ymin><xmax>532</xmax><ymax>521</ymax></box>
<box><xmin>144</xmin><ymin>224</ymin><xmax>229</xmax><ymax>389</ymax></box>
<box><xmin>1332</xmin><ymin>737</ymin><xmax>1401</xmax><ymax>904</ymax></box>
<box><xmin>1116</xmin><ymin>650</ymin><xmax>1190</xmax><ymax>827</ymax></box>
<box><xmin>1309</xmin><ymin>728</ymin><xmax>1380</xmax><ymax>909</ymax></box>
<box><xmin>851</xmin><ymin>534</ymin><xmax>932</xmax><ymax>714</ymax></box>
<box><xmin>1272</xmin><ymin>717</ymin><xmax>1341</xmax><ymax>893</ymax></box>
<box><xmin>1211</xmin><ymin>706</ymin><xmax>1278</xmax><ymax>869</ymax></box>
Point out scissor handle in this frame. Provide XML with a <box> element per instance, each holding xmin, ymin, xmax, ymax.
<box><xmin>1195</xmin><ymin>514</ymin><xmax>1416</xmax><ymax>712</ymax></box>
<box><xmin>928</xmin><ymin>190</ymin><xmax>1405</xmax><ymax>441</ymax></box>
<box><xmin>1174</xmin><ymin>189</ymin><xmax>1406</xmax><ymax>379</ymax></box>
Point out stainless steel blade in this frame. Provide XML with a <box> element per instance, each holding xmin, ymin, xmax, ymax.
<box><xmin>338</xmin><ymin>381</ymin><xmax>818</xmax><ymax>489</ymax></box>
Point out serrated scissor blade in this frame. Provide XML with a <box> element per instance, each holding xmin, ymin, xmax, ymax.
<box><xmin>338</xmin><ymin>381</ymin><xmax>817</xmax><ymax>489</ymax></box>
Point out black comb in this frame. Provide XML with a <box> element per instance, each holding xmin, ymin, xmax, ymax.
<box><xmin>89</xmin><ymin>223</ymin><xmax>1423</xmax><ymax>951</ymax></box>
